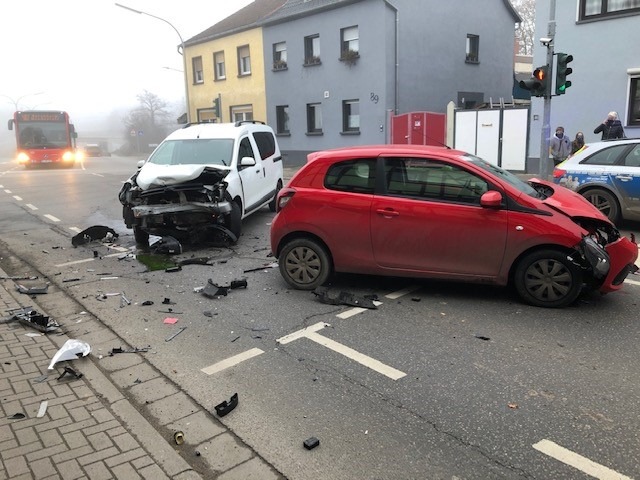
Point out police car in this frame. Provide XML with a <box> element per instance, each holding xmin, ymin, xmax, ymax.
<box><xmin>553</xmin><ymin>138</ymin><xmax>640</xmax><ymax>224</ymax></box>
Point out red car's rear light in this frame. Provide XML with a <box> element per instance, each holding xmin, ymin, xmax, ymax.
<box><xmin>276</xmin><ymin>189</ymin><xmax>296</xmax><ymax>212</ymax></box>
<box><xmin>553</xmin><ymin>168</ymin><xmax>566</xmax><ymax>179</ymax></box>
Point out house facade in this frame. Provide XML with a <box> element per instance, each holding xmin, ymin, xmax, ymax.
<box><xmin>262</xmin><ymin>0</ymin><xmax>521</xmax><ymax>165</ymax></box>
<box><xmin>528</xmin><ymin>0</ymin><xmax>640</xmax><ymax>161</ymax></box>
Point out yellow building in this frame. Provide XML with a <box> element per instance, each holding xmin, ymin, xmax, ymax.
<box><xmin>183</xmin><ymin>0</ymin><xmax>286</xmax><ymax>124</ymax></box>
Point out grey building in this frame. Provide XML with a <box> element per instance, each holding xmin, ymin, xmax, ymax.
<box><xmin>528</xmin><ymin>0</ymin><xmax>640</xmax><ymax>161</ymax></box>
<box><xmin>261</xmin><ymin>0</ymin><xmax>521</xmax><ymax>165</ymax></box>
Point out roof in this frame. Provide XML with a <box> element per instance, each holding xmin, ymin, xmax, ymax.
<box><xmin>184</xmin><ymin>0</ymin><xmax>287</xmax><ymax>46</ymax></box>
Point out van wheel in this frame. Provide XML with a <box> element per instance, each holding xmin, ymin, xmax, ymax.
<box><xmin>224</xmin><ymin>200</ymin><xmax>242</xmax><ymax>239</ymax></box>
<box><xmin>581</xmin><ymin>188</ymin><xmax>620</xmax><ymax>224</ymax></box>
<box><xmin>514</xmin><ymin>249</ymin><xmax>582</xmax><ymax>308</ymax></box>
<box><xmin>133</xmin><ymin>226</ymin><xmax>149</xmax><ymax>246</ymax></box>
<box><xmin>269</xmin><ymin>180</ymin><xmax>283</xmax><ymax>212</ymax></box>
<box><xmin>279</xmin><ymin>238</ymin><xmax>331</xmax><ymax>290</ymax></box>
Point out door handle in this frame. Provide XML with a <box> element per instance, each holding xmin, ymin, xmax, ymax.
<box><xmin>376</xmin><ymin>209</ymin><xmax>399</xmax><ymax>217</ymax></box>
<box><xmin>615</xmin><ymin>175</ymin><xmax>633</xmax><ymax>181</ymax></box>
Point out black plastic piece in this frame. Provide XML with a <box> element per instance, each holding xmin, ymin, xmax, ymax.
<box><xmin>303</xmin><ymin>437</ymin><xmax>320</xmax><ymax>450</ymax></box>
<box><xmin>214</xmin><ymin>393</ymin><xmax>238</xmax><ymax>417</ymax></box>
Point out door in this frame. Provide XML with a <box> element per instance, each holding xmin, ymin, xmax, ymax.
<box><xmin>611</xmin><ymin>143</ymin><xmax>640</xmax><ymax>216</ymax></box>
<box><xmin>237</xmin><ymin>136</ymin><xmax>266</xmax><ymax>213</ymax></box>
<box><xmin>371</xmin><ymin>156</ymin><xmax>508</xmax><ymax>278</ymax></box>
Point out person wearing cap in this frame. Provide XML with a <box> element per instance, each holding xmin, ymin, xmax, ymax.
<box><xmin>594</xmin><ymin>111</ymin><xmax>626</xmax><ymax>140</ymax></box>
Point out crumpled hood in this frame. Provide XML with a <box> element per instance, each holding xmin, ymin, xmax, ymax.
<box><xmin>136</xmin><ymin>163</ymin><xmax>230</xmax><ymax>190</ymax></box>
<box><xmin>529</xmin><ymin>178</ymin><xmax>611</xmax><ymax>223</ymax></box>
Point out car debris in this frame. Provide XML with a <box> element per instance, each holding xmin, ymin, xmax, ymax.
<box><xmin>163</xmin><ymin>318</ymin><xmax>178</xmax><ymax>325</ymax></box>
<box><xmin>8</xmin><ymin>413</ymin><xmax>26</xmax><ymax>420</ymax></box>
<box><xmin>57</xmin><ymin>366</ymin><xmax>83</xmax><ymax>380</ymax></box>
<box><xmin>71</xmin><ymin>225</ymin><xmax>119</xmax><ymax>247</ymax></box>
<box><xmin>48</xmin><ymin>339</ymin><xmax>91</xmax><ymax>370</ymax></box>
<box><xmin>303</xmin><ymin>437</ymin><xmax>320</xmax><ymax>450</ymax></box>
<box><xmin>1</xmin><ymin>307</ymin><xmax>60</xmax><ymax>333</ymax></box>
<box><xmin>214</xmin><ymin>393</ymin><xmax>238</xmax><ymax>417</ymax></box>
<box><xmin>36</xmin><ymin>401</ymin><xmax>48</xmax><ymax>418</ymax></box>
<box><xmin>0</xmin><ymin>275</ymin><xmax>38</xmax><ymax>280</ymax></box>
<box><xmin>141</xmin><ymin>300</ymin><xmax>154</xmax><ymax>306</ymax></box>
<box><xmin>174</xmin><ymin>431</ymin><xmax>185</xmax><ymax>445</ymax></box>
<box><xmin>201</xmin><ymin>278</ymin><xmax>248</xmax><ymax>298</ymax></box>
<box><xmin>150</xmin><ymin>236</ymin><xmax>182</xmax><ymax>255</ymax></box>
<box><xmin>243</xmin><ymin>262</ymin><xmax>278</xmax><ymax>273</ymax></box>
<box><xmin>165</xmin><ymin>326</ymin><xmax>187</xmax><ymax>342</ymax></box>
<box><xmin>109</xmin><ymin>346</ymin><xmax>151</xmax><ymax>356</ymax></box>
<box><xmin>120</xmin><ymin>293</ymin><xmax>132</xmax><ymax>308</ymax></box>
<box><xmin>474</xmin><ymin>334</ymin><xmax>491</xmax><ymax>341</ymax></box>
<box><xmin>313</xmin><ymin>287</ymin><xmax>378</xmax><ymax>309</ymax></box>
<box><xmin>62</xmin><ymin>278</ymin><xmax>81</xmax><ymax>283</ymax></box>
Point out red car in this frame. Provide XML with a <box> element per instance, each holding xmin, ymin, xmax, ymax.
<box><xmin>270</xmin><ymin>145</ymin><xmax>638</xmax><ymax>308</ymax></box>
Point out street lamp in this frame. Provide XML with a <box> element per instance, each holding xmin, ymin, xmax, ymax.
<box><xmin>0</xmin><ymin>91</ymin><xmax>45</xmax><ymax>111</ymax></box>
<box><xmin>115</xmin><ymin>3</ymin><xmax>191</xmax><ymax>123</ymax></box>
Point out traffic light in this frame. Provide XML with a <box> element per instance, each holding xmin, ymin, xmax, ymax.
<box><xmin>555</xmin><ymin>53</ymin><xmax>573</xmax><ymax>95</ymax></box>
<box><xmin>519</xmin><ymin>65</ymin><xmax>549</xmax><ymax>98</ymax></box>
<box><xmin>212</xmin><ymin>96</ymin><xmax>221</xmax><ymax>118</ymax></box>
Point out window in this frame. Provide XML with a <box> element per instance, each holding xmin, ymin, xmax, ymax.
<box><xmin>582</xmin><ymin>145</ymin><xmax>629</xmax><ymax>165</ymax></box>
<box><xmin>325</xmin><ymin>159</ymin><xmax>376</xmax><ymax>194</ymax></box>
<box><xmin>237</xmin><ymin>137</ymin><xmax>256</xmax><ymax>168</ymax></box>
<box><xmin>273</xmin><ymin>42</ymin><xmax>287</xmax><ymax>70</ymax></box>
<box><xmin>340</xmin><ymin>26</ymin><xmax>359</xmax><ymax>59</ymax></box>
<box><xmin>276</xmin><ymin>105</ymin><xmax>290</xmax><ymax>134</ymax></box>
<box><xmin>306</xmin><ymin>103</ymin><xmax>322</xmax><ymax>134</ymax></box>
<box><xmin>342</xmin><ymin>100</ymin><xmax>360</xmax><ymax>133</ymax></box>
<box><xmin>629</xmin><ymin>76</ymin><xmax>640</xmax><ymax>126</ymax></box>
<box><xmin>623</xmin><ymin>144</ymin><xmax>640</xmax><ymax>167</ymax></box>
<box><xmin>231</xmin><ymin>105</ymin><xmax>253</xmax><ymax>123</ymax></box>
<box><xmin>214</xmin><ymin>51</ymin><xmax>225</xmax><ymax>80</ymax></box>
<box><xmin>466</xmin><ymin>34</ymin><xmax>479</xmax><ymax>63</ymax></box>
<box><xmin>304</xmin><ymin>35</ymin><xmax>321</xmax><ymax>65</ymax></box>
<box><xmin>384</xmin><ymin>157</ymin><xmax>488</xmax><ymax>205</ymax></box>
<box><xmin>253</xmin><ymin>132</ymin><xmax>278</xmax><ymax>160</ymax></box>
<box><xmin>192</xmin><ymin>56</ymin><xmax>204</xmax><ymax>84</ymax></box>
<box><xmin>237</xmin><ymin>45</ymin><xmax>251</xmax><ymax>76</ymax></box>
<box><xmin>580</xmin><ymin>0</ymin><xmax>640</xmax><ymax>19</ymax></box>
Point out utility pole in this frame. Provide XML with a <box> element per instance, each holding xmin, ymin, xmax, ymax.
<box><xmin>538</xmin><ymin>0</ymin><xmax>556</xmax><ymax>180</ymax></box>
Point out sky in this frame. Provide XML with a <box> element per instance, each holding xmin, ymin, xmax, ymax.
<box><xmin>0</xmin><ymin>0</ymin><xmax>253</xmax><ymax>129</ymax></box>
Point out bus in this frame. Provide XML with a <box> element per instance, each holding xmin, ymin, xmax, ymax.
<box><xmin>7</xmin><ymin>111</ymin><xmax>79</xmax><ymax>168</ymax></box>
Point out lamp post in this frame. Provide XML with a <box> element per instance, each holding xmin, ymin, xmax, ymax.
<box><xmin>0</xmin><ymin>91</ymin><xmax>45</xmax><ymax>111</ymax></box>
<box><xmin>115</xmin><ymin>3</ymin><xmax>191</xmax><ymax>123</ymax></box>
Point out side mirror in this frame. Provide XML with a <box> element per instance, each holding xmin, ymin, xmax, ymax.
<box><xmin>480</xmin><ymin>190</ymin><xmax>503</xmax><ymax>208</ymax></box>
<box><xmin>8</xmin><ymin>119</ymin><xmax>14</xmax><ymax>131</ymax></box>
<box><xmin>239</xmin><ymin>156</ymin><xmax>256</xmax><ymax>167</ymax></box>
<box><xmin>136</xmin><ymin>160</ymin><xmax>145</xmax><ymax>169</ymax></box>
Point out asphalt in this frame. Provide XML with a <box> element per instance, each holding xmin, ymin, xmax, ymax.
<box><xmin>0</xmin><ymin>262</ymin><xmax>283</xmax><ymax>480</ymax></box>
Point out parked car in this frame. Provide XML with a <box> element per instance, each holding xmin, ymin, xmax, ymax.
<box><xmin>270</xmin><ymin>145</ymin><xmax>638</xmax><ymax>308</ymax></box>
<box><xmin>83</xmin><ymin>144</ymin><xmax>110</xmax><ymax>157</ymax></box>
<box><xmin>119</xmin><ymin>121</ymin><xmax>283</xmax><ymax>245</ymax></box>
<box><xmin>552</xmin><ymin>138</ymin><xmax>640</xmax><ymax>224</ymax></box>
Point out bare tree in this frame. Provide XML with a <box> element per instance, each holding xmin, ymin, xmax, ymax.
<box><xmin>512</xmin><ymin>0</ymin><xmax>536</xmax><ymax>55</ymax></box>
<box><xmin>122</xmin><ymin>91</ymin><xmax>175</xmax><ymax>154</ymax></box>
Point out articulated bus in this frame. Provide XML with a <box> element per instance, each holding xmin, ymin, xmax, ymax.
<box><xmin>7</xmin><ymin>111</ymin><xmax>79</xmax><ymax>168</ymax></box>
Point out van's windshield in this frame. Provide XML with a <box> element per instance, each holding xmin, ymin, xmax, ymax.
<box><xmin>148</xmin><ymin>139</ymin><xmax>234</xmax><ymax>166</ymax></box>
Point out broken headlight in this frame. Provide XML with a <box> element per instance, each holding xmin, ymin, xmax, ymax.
<box><xmin>580</xmin><ymin>236</ymin><xmax>610</xmax><ymax>279</ymax></box>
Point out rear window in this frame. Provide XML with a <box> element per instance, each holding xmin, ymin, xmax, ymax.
<box><xmin>581</xmin><ymin>144</ymin><xmax>629</xmax><ymax>166</ymax></box>
<box><xmin>325</xmin><ymin>159</ymin><xmax>376</xmax><ymax>193</ymax></box>
<box><xmin>253</xmin><ymin>131</ymin><xmax>278</xmax><ymax>160</ymax></box>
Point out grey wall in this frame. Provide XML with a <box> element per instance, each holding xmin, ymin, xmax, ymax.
<box><xmin>264</xmin><ymin>0</ymin><xmax>518</xmax><ymax>166</ymax></box>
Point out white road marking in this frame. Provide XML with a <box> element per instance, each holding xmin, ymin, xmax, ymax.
<box><xmin>306</xmin><ymin>331</ymin><xmax>406</xmax><ymax>380</ymax></box>
<box><xmin>533</xmin><ymin>439</ymin><xmax>633</xmax><ymax>480</ymax></box>
<box><xmin>201</xmin><ymin>348</ymin><xmax>264</xmax><ymax>375</ymax></box>
<box><xmin>385</xmin><ymin>286</ymin><xmax>421</xmax><ymax>299</ymax></box>
<box><xmin>69</xmin><ymin>227</ymin><xmax>82</xmax><ymax>233</ymax></box>
<box><xmin>277</xmin><ymin>321</ymin><xmax>406</xmax><ymax>380</ymax></box>
<box><xmin>43</xmin><ymin>214</ymin><xmax>60</xmax><ymax>222</ymax></box>
<box><xmin>26</xmin><ymin>204</ymin><xmax>38</xmax><ymax>210</ymax></box>
<box><xmin>12</xmin><ymin>195</ymin><xmax>22</xmax><ymax>201</ymax></box>
<box><xmin>337</xmin><ymin>301</ymin><xmax>382</xmax><ymax>319</ymax></box>
<box><xmin>4</xmin><ymin>189</ymin><xmax>11</xmax><ymax>194</ymax></box>
<box><xmin>624</xmin><ymin>278</ymin><xmax>640</xmax><ymax>286</ymax></box>
<box><xmin>55</xmin><ymin>251</ymin><xmax>129</xmax><ymax>267</ymax></box>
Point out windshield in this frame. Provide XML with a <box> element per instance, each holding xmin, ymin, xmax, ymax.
<box><xmin>17</xmin><ymin>122</ymin><xmax>69</xmax><ymax>149</ymax></box>
<box><xmin>462</xmin><ymin>154</ymin><xmax>538</xmax><ymax>197</ymax></box>
<box><xmin>148</xmin><ymin>139</ymin><xmax>234</xmax><ymax>166</ymax></box>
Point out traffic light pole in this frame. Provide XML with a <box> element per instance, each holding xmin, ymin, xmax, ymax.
<box><xmin>538</xmin><ymin>0</ymin><xmax>556</xmax><ymax>180</ymax></box>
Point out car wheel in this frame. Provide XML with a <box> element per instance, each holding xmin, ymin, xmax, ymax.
<box><xmin>269</xmin><ymin>180</ymin><xmax>283</xmax><ymax>212</ymax></box>
<box><xmin>514</xmin><ymin>249</ymin><xmax>583</xmax><ymax>308</ymax></box>
<box><xmin>133</xmin><ymin>226</ymin><xmax>149</xmax><ymax>246</ymax></box>
<box><xmin>279</xmin><ymin>238</ymin><xmax>332</xmax><ymax>290</ymax></box>
<box><xmin>581</xmin><ymin>188</ymin><xmax>620</xmax><ymax>224</ymax></box>
<box><xmin>224</xmin><ymin>200</ymin><xmax>242</xmax><ymax>239</ymax></box>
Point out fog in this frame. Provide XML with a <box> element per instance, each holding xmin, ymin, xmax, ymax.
<box><xmin>0</xmin><ymin>0</ymin><xmax>252</xmax><ymax>156</ymax></box>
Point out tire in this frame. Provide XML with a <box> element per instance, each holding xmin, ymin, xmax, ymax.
<box><xmin>224</xmin><ymin>200</ymin><xmax>242</xmax><ymax>239</ymax></box>
<box><xmin>581</xmin><ymin>188</ymin><xmax>620</xmax><ymax>224</ymax></box>
<box><xmin>269</xmin><ymin>180</ymin><xmax>283</xmax><ymax>212</ymax></box>
<box><xmin>133</xmin><ymin>226</ymin><xmax>149</xmax><ymax>246</ymax></box>
<box><xmin>279</xmin><ymin>238</ymin><xmax>332</xmax><ymax>290</ymax></box>
<box><xmin>514</xmin><ymin>249</ymin><xmax>583</xmax><ymax>308</ymax></box>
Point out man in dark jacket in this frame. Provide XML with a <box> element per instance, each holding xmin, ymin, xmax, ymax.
<box><xmin>594</xmin><ymin>111</ymin><xmax>626</xmax><ymax>140</ymax></box>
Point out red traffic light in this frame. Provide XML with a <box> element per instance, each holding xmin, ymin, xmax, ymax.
<box><xmin>533</xmin><ymin>68</ymin><xmax>546</xmax><ymax>81</ymax></box>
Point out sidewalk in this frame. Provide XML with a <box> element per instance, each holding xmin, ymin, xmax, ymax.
<box><xmin>0</xmin><ymin>265</ymin><xmax>282</xmax><ymax>480</ymax></box>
